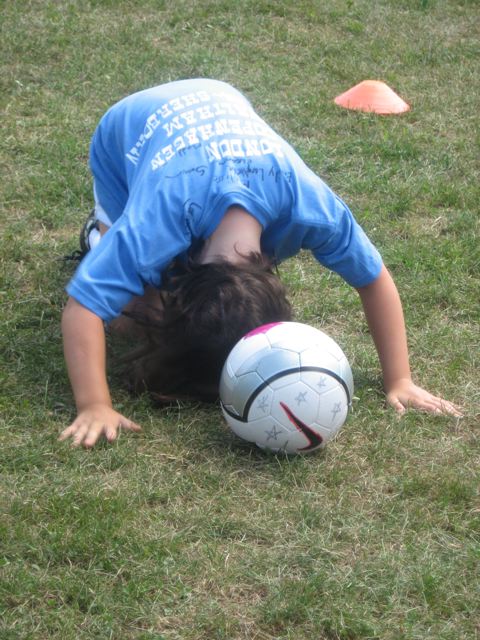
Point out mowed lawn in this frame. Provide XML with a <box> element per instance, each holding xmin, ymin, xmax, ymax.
<box><xmin>0</xmin><ymin>1</ymin><xmax>479</xmax><ymax>638</ymax></box>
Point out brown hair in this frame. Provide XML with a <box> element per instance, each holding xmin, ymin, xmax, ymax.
<box><xmin>122</xmin><ymin>253</ymin><xmax>292</xmax><ymax>403</ymax></box>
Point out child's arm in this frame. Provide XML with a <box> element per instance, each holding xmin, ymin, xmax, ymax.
<box><xmin>59</xmin><ymin>297</ymin><xmax>141</xmax><ymax>447</ymax></box>
<box><xmin>356</xmin><ymin>265</ymin><xmax>462</xmax><ymax>416</ymax></box>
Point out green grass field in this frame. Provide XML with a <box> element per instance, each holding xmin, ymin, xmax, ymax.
<box><xmin>1</xmin><ymin>1</ymin><xmax>479</xmax><ymax>638</ymax></box>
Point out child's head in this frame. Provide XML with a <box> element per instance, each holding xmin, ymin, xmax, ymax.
<box><xmin>125</xmin><ymin>253</ymin><xmax>292</xmax><ymax>403</ymax></box>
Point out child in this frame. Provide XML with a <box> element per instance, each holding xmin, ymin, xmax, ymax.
<box><xmin>60</xmin><ymin>79</ymin><xmax>461</xmax><ymax>448</ymax></box>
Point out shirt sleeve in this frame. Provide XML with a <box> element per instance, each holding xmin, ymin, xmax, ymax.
<box><xmin>66</xmin><ymin>221</ymin><xmax>147</xmax><ymax>322</ymax></box>
<box><xmin>288</xmin><ymin>158</ymin><xmax>383</xmax><ymax>288</ymax></box>
<box><xmin>66</xmin><ymin>201</ymin><xmax>191</xmax><ymax>322</ymax></box>
<box><xmin>303</xmin><ymin>193</ymin><xmax>383</xmax><ymax>287</ymax></box>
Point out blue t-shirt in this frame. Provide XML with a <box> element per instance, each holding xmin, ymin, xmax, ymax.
<box><xmin>67</xmin><ymin>79</ymin><xmax>383</xmax><ymax>322</ymax></box>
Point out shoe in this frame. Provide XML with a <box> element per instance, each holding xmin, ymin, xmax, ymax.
<box><xmin>64</xmin><ymin>210</ymin><xmax>99</xmax><ymax>262</ymax></box>
<box><xmin>79</xmin><ymin>210</ymin><xmax>101</xmax><ymax>254</ymax></box>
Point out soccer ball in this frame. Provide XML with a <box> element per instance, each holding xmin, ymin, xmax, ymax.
<box><xmin>219</xmin><ymin>322</ymin><xmax>353</xmax><ymax>454</ymax></box>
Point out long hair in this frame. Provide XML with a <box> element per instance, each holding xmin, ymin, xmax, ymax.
<box><xmin>122</xmin><ymin>253</ymin><xmax>292</xmax><ymax>403</ymax></box>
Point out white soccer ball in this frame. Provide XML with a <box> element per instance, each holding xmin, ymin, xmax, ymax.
<box><xmin>219</xmin><ymin>322</ymin><xmax>353</xmax><ymax>454</ymax></box>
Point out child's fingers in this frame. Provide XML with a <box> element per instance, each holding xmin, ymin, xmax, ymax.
<box><xmin>72</xmin><ymin>422</ymin><xmax>91</xmax><ymax>447</ymax></box>
<box><xmin>386</xmin><ymin>391</ymin><xmax>407</xmax><ymax>415</ymax></box>
<box><xmin>387</xmin><ymin>389</ymin><xmax>463</xmax><ymax>417</ymax></box>
<box><xmin>388</xmin><ymin>396</ymin><xmax>407</xmax><ymax>415</ymax></box>
<box><xmin>83</xmin><ymin>421</ymin><xmax>109</xmax><ymax>448</ymax></box>
<box><xmin>59</xmin><ymin>412</ymin><xmax>142</xmax><ymax>447</ymax></box>
<box><xmin>411</xmin><ymin>393</ymin><xmax>463</xmax><ymax>416</ymax></box>
<box><xmin>437</xmin><ymin>400</ymin><xmax>463</xmax><ymax>417</ymax></box>
<box><xmin>58</xmin><ymin>419</ymin><xmax>88</xmax><ymax>442</ymax></box>
<box><xmin>58</xmin><ymin>423</ymin><xmax>78</xmax><ymax>441</ymax></box>
<box><xmin>120</xmin><ymin>418</ymin><xmax>142</xmax><ymax>432</ymax></box>
<box><xmin>105</xmin><ymin>418</ymin><xmax>141</xmax><ymax>442</ymax></box>
<box><xmin>435</xmin><ymin>396</ymin><xmax>463</xmax><ymax>416</ymax></box>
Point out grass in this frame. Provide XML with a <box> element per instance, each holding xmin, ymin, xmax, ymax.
<box><xmin>1</xmin><ymin>0</ymin><xmax>479</xmax><ymax>638</ymax></box>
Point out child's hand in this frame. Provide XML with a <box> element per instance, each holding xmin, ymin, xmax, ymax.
<box><xmin>59</xmin><ymin>403</ymin><xmax>141</xmax><ymax>448</ymax></box>
<box><xmin>386</xmin><ymin>378</ymin><xmax>463</xmax><ymax>417</ymax></box>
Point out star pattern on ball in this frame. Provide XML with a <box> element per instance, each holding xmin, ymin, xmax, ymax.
<box><xmin>317</xmin><ymin>376</ymin><xmax>327</xmax><ymax>389</ymax></box>
<box><xmin>256</xmin><ymin>394</ymin><xmax>270</xmax><ymax>413</ymax></box>
<box><xmin>277</xmin><ymin>440</ymin><xmax>291</xmax><ymax>454</ymax></box>
<box><xmin>331</xmin><ymin>402</ymin><xmax>342</xmax><ymax>422</ymax></box>
<box><xmin>295</xmin><ymin>390</ymin><xmax>308</xmax><ymax>405</ymax></box>
<box><xmin>265</xmin><ymin>424</ymin><xmax>281</xmax><ymax>441</ymax></box>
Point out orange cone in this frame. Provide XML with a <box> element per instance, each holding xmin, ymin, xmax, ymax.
<box><xmin>334</xmin><ymin>80</ymin><xmax>410</xmax><ymax>115</ymax></box>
